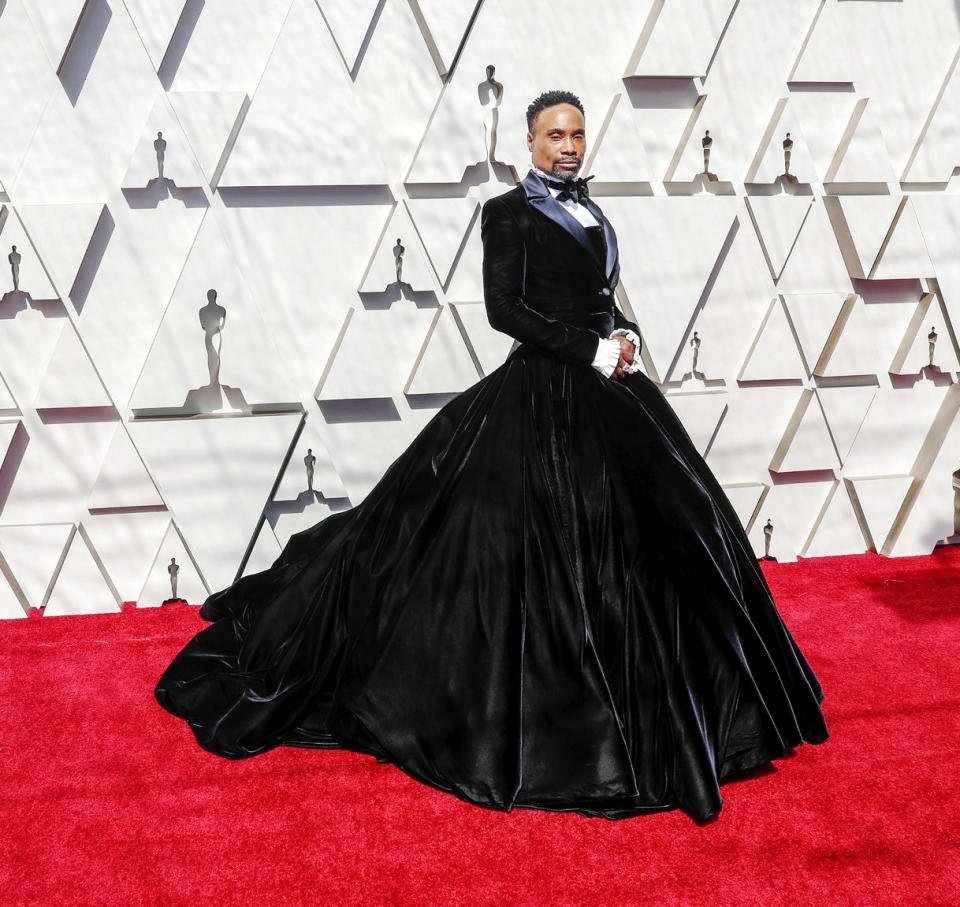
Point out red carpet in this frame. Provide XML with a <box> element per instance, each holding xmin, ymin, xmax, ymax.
<box><xmin>2</xmin><ymin>548</ymin><xmax>959</xmax><ymax>905</ymax></box>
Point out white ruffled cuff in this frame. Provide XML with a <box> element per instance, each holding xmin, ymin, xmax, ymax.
<box><xmin>591</xmin><ymin>336</ymin><xmax>621</xmax><ymax>378</ymax></box>
<box><xmin>609</xmin><ymin>328</ymin><xmax>642</xmax><ymax>373</ymax></box>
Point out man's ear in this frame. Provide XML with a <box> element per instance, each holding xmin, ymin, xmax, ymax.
<box><xmin>526</xmin><ymin>131</ymin><xmax>533</xmax><ymax>151</ymax></box>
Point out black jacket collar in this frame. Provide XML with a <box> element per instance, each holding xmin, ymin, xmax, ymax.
<box><xmin>520</xmin><ymin>169</ymin><xmax>619</xmax><ymax>286</ymax></box>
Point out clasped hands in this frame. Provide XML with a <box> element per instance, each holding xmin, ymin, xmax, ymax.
<box><xmin>591</xmin><ymin>328</ymin><xmax>642</xmax><ymax>380</ymax></box>
<box><xmin>612</xmin><ymin>334</ymin><xmax>636</xmax><ymax>380</ymax></box>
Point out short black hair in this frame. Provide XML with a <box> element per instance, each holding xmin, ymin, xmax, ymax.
<box><xmin>526</xmin><ymin>90</ymin><xmax>585</xmax><ymax>131</ymax></box>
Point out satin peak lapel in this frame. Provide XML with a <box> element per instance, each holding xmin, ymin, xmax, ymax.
<box><xmin>583</xmin><ymin>195</ymin><xmax>619</xmax><ymax>283</ymax></box>
<box><xmin>520</xmin><ymin>170</ymin><xmax>617</xmax><ymax>282</ymax></box>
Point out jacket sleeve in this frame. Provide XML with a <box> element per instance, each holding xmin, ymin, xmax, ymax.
<box><xmin>611</xmin><ymin>302</ymin><xmax>642</xmax><ymax>353</ymax></box>
<box><xmin>480</xmin><ymin>196</ymin><xmax>601</xmax><ymax>365</ymax></box>
<box><xmin>605</xmin><ymin>221</ymin><xmax>643</xmax><ymax>352</ymax></box>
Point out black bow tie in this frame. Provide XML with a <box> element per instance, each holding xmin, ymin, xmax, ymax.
<box><xmin>544</xmin><ymin>174</ymin><xmax>593</xmax><ymax>204</ymax></box>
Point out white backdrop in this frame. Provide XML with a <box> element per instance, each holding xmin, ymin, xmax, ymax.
<box><xmin>1</xmin><ymin>0</ymin><xmax>959</xmax><ymax>617</ymax></box>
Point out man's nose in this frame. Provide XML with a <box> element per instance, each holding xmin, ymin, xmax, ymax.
<box><xmin>560</xmin><ymin>137</ymin><xmax>577</xmax><ymax>154</ymax></box>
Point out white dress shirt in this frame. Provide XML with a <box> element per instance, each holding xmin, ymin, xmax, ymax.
<box><xmin>529</xmin><ymin>165</ymin><xmax>642</xmax><ymax>378</ymax></box>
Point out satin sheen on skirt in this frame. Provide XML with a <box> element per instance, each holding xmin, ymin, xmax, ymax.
<box><xmin>154</xmin><ymin>315</ymin><xmax>829</xmax><ymax>823</ymax></box>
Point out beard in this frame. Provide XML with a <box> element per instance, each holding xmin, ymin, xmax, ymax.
<box><xmin>551</xmin><ymin>156</ymin><xmax>582</xmax><ymax>179</ymax></box>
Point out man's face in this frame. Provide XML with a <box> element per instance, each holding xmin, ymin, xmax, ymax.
<box><xmin>527</xmin><ymin>103</ymin><xmax>586</xmax><ymax>180</ymax></box>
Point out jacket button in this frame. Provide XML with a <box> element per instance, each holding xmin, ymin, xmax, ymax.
<box><xmin>598</xmin><ymin>287</ymin><xmax>611</xmax><ymax>296</ymax></box>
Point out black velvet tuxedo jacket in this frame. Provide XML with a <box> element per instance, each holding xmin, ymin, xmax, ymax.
<box><xmin>480</xmin><ymin>169</ymin><xmax>642</xmax><ymax>366</ymax></box>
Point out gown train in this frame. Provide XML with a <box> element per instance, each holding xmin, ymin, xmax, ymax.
<box><xmin>155</xmin><ymin>340</ymin><xmax>829</xmax><ymax>823</ymax></box>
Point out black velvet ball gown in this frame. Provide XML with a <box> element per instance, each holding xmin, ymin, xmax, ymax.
<box><xmin>156</xmin><ymin>172</ymin><xmax>828</xmax><ymax>822</ymax></box>
<box><xmin>154</xmin><ymin>323</ymin><xmax>829</xmax><ymax>824</ymax></box>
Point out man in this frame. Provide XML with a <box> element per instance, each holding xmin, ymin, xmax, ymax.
<box><xmin>480</xmin><ymin>89</ymin><xmax>642</xmax><ymax>381</ymax></box>
<box><xmin>155</xmin><ymin>87</ymin><xmax>827</xmax><ymax>825</ymax></box>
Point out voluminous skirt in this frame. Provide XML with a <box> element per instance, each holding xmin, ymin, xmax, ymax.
<box><xmin>154</xmin><ymin>343</ymin><xmax>828</xmax><ymax>823</ymax></box>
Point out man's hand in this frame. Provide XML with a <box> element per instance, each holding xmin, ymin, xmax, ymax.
<box><xmin>612</xmin><ymin>334</ymin><xmax>636</xmax><ymax>379</ymax></box>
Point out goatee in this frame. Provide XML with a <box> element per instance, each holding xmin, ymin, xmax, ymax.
<box><xmin>551</xmin><ymin>157</ymin><xmax>582</xmax><ymax>179</ymax></box>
